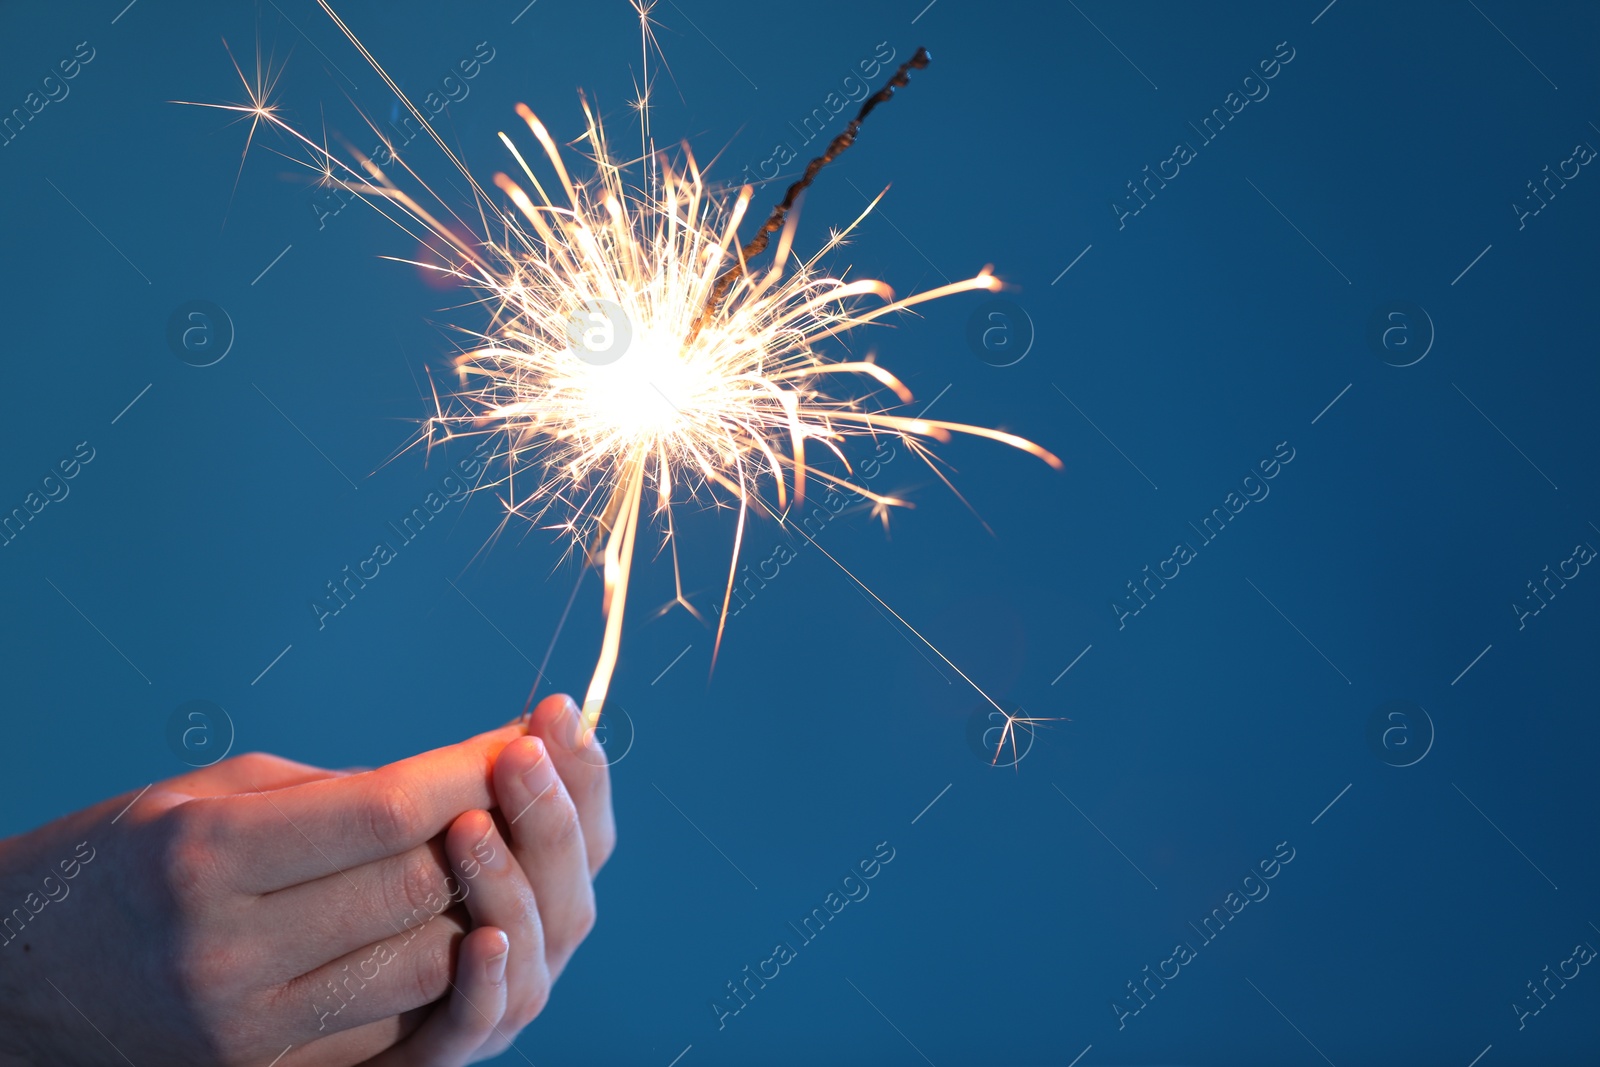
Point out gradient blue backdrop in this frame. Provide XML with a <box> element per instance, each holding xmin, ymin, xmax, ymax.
<box><xmin>2</xmin><ymin>1</ymin><xmax>1597</xmax><ymax>1064</ymax></box>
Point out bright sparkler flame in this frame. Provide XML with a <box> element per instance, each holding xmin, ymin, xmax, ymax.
<box><xmin>189</xmin><ymin>1</ymin><xmax>1062</xmax><ymax>738</ymax></box>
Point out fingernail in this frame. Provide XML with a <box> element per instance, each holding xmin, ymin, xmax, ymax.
<box><xmin>485</xmin><ymin>936</ymin><xmax>509</xmax><ymax>983</ymax></box>
<box><xmin>562</xmin><ymin>696</ymin><xmax>591</xmax><ymax>751</ymax></box>
<box><xmin>519</xmin><ymin>736</ymin><xmax>555</xmax><ymax>794</ymax></box>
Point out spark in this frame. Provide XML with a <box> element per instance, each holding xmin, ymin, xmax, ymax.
<box><xmin>989</xmin><ymin>709</ymin><xmax>1064</xmax><ymax>769</ymax></box>
<box><xmin>188</xmin><ymin>3</ymin><xmax>1062</xmax><ymax>737</ymax></box>
<box><xmin>173</xmin><ymin>33</ymin><xmax>291</xmax><ymax>225</ymax></box>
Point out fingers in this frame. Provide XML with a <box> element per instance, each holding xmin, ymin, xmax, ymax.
<box><xmin>169</xmin><ymin>752</ymin><xmax>344</xmax><ymax>798</ymax></box>
<box><xmin>527</xmin><ymin>694</ymin><xmax>617</xmax><ymax>878</ymax></box>
<box><xmin>494</xmin><ymin>735</ymin><xmax>596</xmax><ymax>981</ymax></box>
<box><xmin>257</xmin><ymin>841</ymin><xmax>460</xmax><ymax>982</ymax></box>
<box><xmin>359</xmin><ymin>927</ymin><xmax>510</xmax><ymax>1067</ymax></box>
<box><xmin>221</xmin><ymin>722</ymin><xmax>528</xmax><ymax>892</ymax></box>
<box><xmin>446</xmin><ymin>810</ymin><xmax>550</xmax><ymax>1042</ymax></box>
<box><xmin>276</xmin><ymin>905</ymin><xmax>469</xmax><ymax>1043</ymax></box>
<box><xmin>271</xmin><ymin>1011</ymin><xmax>425</xmax><ymax>1067</ymax></box>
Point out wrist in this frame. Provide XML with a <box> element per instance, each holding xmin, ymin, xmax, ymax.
<box><xmin>0</xmin><ymin>824</ymin><xmax>101</xmax><ymax>1065</ymax></box>
<box><xmin>0</xmin><ymin>834</ymin><xmax>45</xmax><ymax>1062</ymax></box>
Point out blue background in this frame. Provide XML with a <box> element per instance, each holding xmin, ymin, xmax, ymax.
<box><xmin>2</xmin><ymin>1</ymin><xmax>1598</xmax><ymax>1064</ymax></box>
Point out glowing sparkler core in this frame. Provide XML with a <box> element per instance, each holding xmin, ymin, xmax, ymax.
<box><xmin>189</xmin><ymin>3</ymin><xmax>1062</xmax><ymax>740</ymax></box>
<box><xmin>459</xmin><ymin>104</ymin><xmax>1061</xmax><ymax>733</ymax></box>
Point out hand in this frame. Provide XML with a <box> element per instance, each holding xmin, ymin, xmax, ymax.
<box><xmin>354</xmin><ymin>693</ymin><xmax>617</xmax><ymax>1066</ymax></box>
<box><xmin>0</xmin><ymin>722</ymin><xmax>527</xmax><ymax>1066</ymax></box>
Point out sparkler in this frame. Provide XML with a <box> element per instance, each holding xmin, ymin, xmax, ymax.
<box><xmin>190</xmin><ymin>2</ymin><xmax>1061</xmax><ymax>754</ymax></box>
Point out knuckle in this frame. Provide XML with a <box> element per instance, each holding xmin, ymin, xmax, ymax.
<box><xmin>564</xmin><ymin>760</ymin><xmax>602</xmax><ymax>803</ymax></box>
<box><xmin>593</xmin><ymin>813</ymin><xmax>618</xmax><ymax>871</ymax></box>
<box><xmin>533</xmin><ymin>793</ymin><xmax>582</xmax><ymax>853</ymax></box>
<box><xmin>389</xmin><ymin>852</ymin><xmax>446</xmax><ymax>925</ymax></box>
<box><xmin>158</xmin><ymin>803</ymin><xmax>224</xmax><ymax>907</ymax></box>
<box><xmin>225</xmin><ymin>751</ymin><xmax>277</xmax><ymax>776</ymax></box>
<box><xmin>362</xmin><ymin>778</ymin><xmax>425</xmax><ymax>853</ymax></box>
<box><xmin>402</xmin><ymin>931</ymin><xmax>454</xmax><ymax>1008</ymax></box>
<box><xmin>572</xmin><ymin>890</ymin><xmax>597</xmax><ymax>943</ymax></box>
<box><xmin>552</xmin><ymin>888</ymin><xmax>597</xmax><ymax>962</ymax></box>
<box><xmin>509</xmin><ymin>974</ymin><xmax>551</xmax><ymax>1030</ymax></box>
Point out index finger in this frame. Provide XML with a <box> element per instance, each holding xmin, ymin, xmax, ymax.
<box><xmin>215</xmin><ymin>722</ymin><xmax>527</xmax><ymax>892</ymax></box>
<box><xmin>528</xmin><ymin>694</ymin><xmax>616</xmax><ymax>878</ymax></box>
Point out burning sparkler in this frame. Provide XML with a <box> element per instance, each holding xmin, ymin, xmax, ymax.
<box><xmin>188</xmin><ymin>2</ymin><xmax>1061</xmax><ymax>754</ymax></box>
